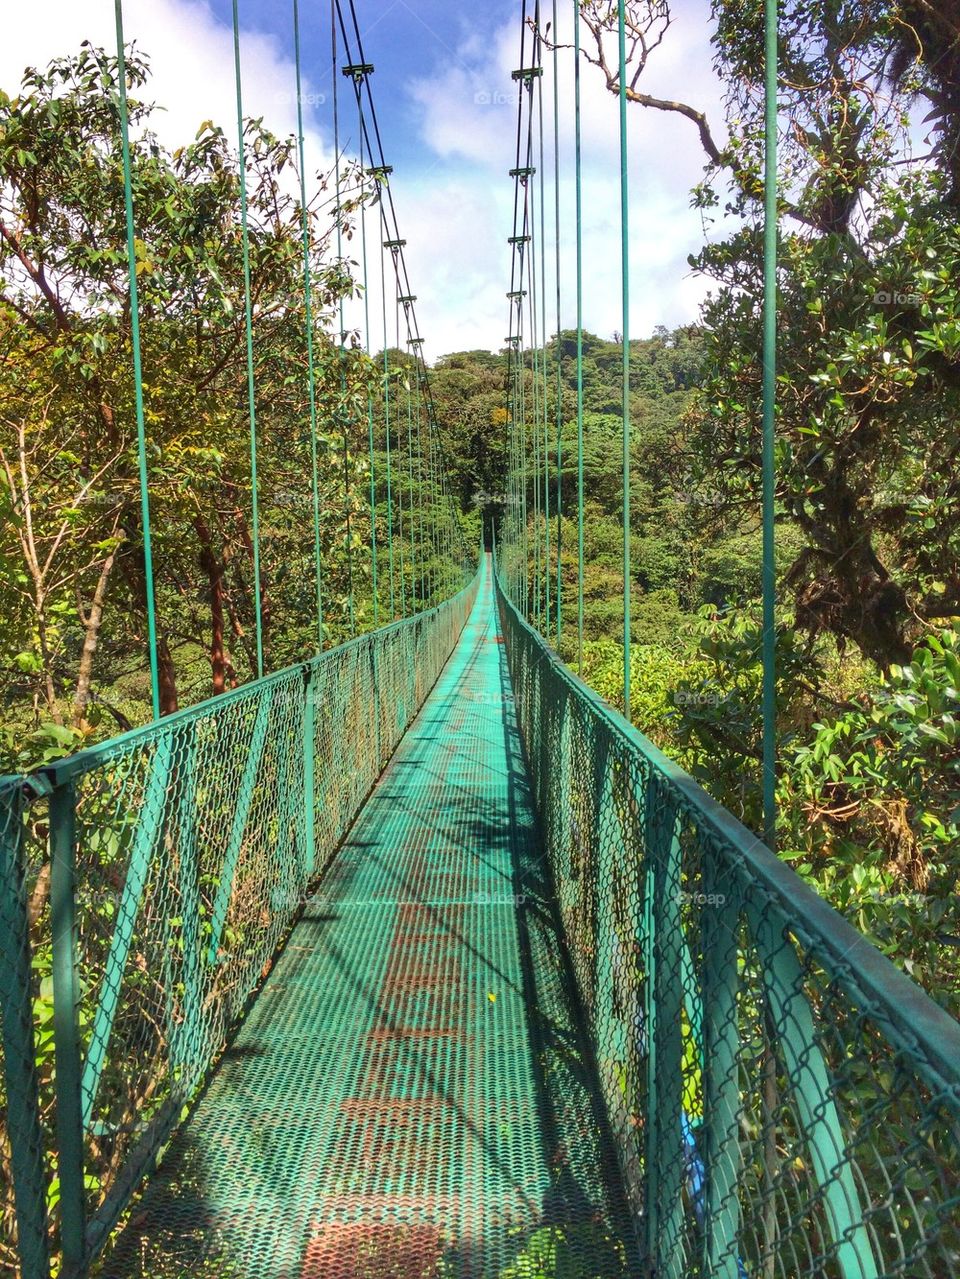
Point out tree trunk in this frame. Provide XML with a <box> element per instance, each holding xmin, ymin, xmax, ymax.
<box><xmin>195</xmin><ymin>516</ymin><xmax>228</xmax><ymax>695</ymax></box>
<box><xmin>35</xmin><ymin>606</ymin><xmax>62</xmax><ymax>725</ymax></box>
<box><xmin>72</xmin><ymin>547</ymin><xmax>118</xmax><ymax>727</ymax></box>
<box><xmin>224</xmin><ymin>586</ymin><xmax>256</xmax><ymax>679</ymax></box>
<box><xmin>157</xmin><ymin>639</ymin><xmax>179</xmax><ymax>716</ymax></box>
<box><xmin>791</xmin><ymin>537</ymin><xmax>912</xmax><ymax>670</ymax></box>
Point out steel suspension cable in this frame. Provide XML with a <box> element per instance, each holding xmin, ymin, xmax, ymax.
<box><xmin>552</xmin><ymin>0</ymin><xmax>563</xmax><ymax>649</ymax></box>
<box><xmin>762</xmin><ymin>0</ymin><xmax>779</xmax><ymax>847</ymax></box>
<box><xmin>439</xmin><ymin>436</ymin><xmax>448</xmax><ymax>588</ymax></box>
<box><xmin>617</xmin><ymin>0</ymin><xmax>631</xmax><ymax>721</ymax></box>
<box><xmin>520</xmin><ymin>71</ymin><xmax>536</xmax><ymax>620</ymax></box>
<box><xmin>505</xmin><ymin>0</ymin><xmax>530</xmax><ymax>609</ymax></box>
<box><xmin>232</xmin><ymin>0</ymin><xmax>265</xmax><ymax>679</ymax></box>
<box><xmin>536</xmin><ymin>10</ymin><xmax>551</xmax><ymax>640</ymax></box>
<box><xmin>522</xmin><ymin>357</ymin><xmax>530</xmax><ymax>615</ymax></box>
<box><xmin>331</xmin><ymin>0</ymin><xmax>355</xmax><ymax>634</ymax></box>
<box><xmin>518</xmin><ymin>313</ymin><xmax>530</xmax><ymax>616</ymax></box>
<box><xmin>573</xmin><ymin>0</ymin><xmax>585</xmax><ymax>675</ymax></box>
<box><xmin>519</xmin><ymin>351</ymin><xmax>524</xmax><ymax>613</ymax></box>
<box><xmin>428</xmin><ymin>414</ymin><xmax>441</xmax><ymax>600</ymax></box>
<box><xmin>432</xmin><ymin>416</ymin><xmax>443</xmax><ymax>593</ymax></box>
<box><xmin>337</xmin><ymin>0</ymin><xmax>472</xmax><ymax>578</ymax></box>
<box><xmin>529</xmin><ymin>233</ymin><xmax>541</xmax><ymax>628</ymax></box>
<box><xmin>527</xmin><ymin>232</ymin><xmax>541</xmax><ymax>626</ymax></box>
<box><xmin>414</xmin><ymin>372</ymin><xmax>427</xmax><ymax>606</ymax></box>
<box><xmin>393</xmin><ymin>286</ymin><xmax>407</xmax><ymax>617</ymax></box>
<box><xmin>425</xmin><ymin>397</ymin><xmax>434</xmax><ymax>605</ymax></box>
<box><xmin>426</xmin><ymin>381</ymin><xmax>437</xmax><ymax>603</ymax></box>
<box><xmin>406</xmin><ymin>372</ymin><xmax>418</xmax><ymax>612</ymax></box>
<box><xmin>114</xmin><ymin>0</ymin><xmax>161</xmax><ymax>720</ymax></box>
<box><xmin>293</xmin><ymin>0</ymin><xmax>324</xmax><ymax>651</ymax></box>
<box><xmin>422</xmin><ymin>386</ymin><xmax>433</xmax><ymax>606</ymax></box>
<box><xmin>353</xmin><ymin>75</ymin><xmax>379</xmax><ymax>626</ymax></box>
<box><xmin>380</xmin><ymin>218</ymin><xmax>396</xmax><ymax>618</ymax></box>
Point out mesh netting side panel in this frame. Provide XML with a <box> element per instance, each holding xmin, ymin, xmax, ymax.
<box><xmin>497</xmin><ymin>578</ymin><xmax>960</xmax><ymax>1279</ymax></box>
<box><xmin>60</xmin><ymin>667</ymin><xmax>309</xmax><ymax>1233</ymax></box>
<box><xmin>12</xmin><ymin>569</ymin><xmax>480</xmax><ymax>1270</ymax></box>
<box><xmin>0</xmin><ymin>781</ymin><xmax>51</xmax><ymax>1279</ymax></box>
<box><xmin>309</xmin><ymin>578</ymin><xmax>479</xmax><ymax>877</ymax></box>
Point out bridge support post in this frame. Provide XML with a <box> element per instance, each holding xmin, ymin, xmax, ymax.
<box><xmin>0</xmin><ymin>783</ymin><xmax>52</xmax><ymax>1279</ymax></box>
<box><xmin>643</xmin><ymin>779</ymin><xmax>684</xmax><ymax>1279</ymax></box>
<box><xmin>168</xmin><ymin>727</ymin><xmax>202</xmax><ymax>1085</ymax></box>
<box><xmin>49</xmin><ymin>780</ymin><xmax>87</xmax><ymax>1278</ymax></box>
<box><xmin>303</xmin><ymin>665</ymin><xmax>316</xmax><ymax>877</ymax></box>
<box><xmin>701</xmin><ymin>852</ymin><xmax>742</xmax><ymax>1279</ymax></box>
<box><xmin>369</xmin><ymin>642</ymin><xmax>383</xmax><ymax>773</ymax></box>
<box><xmin>207</xmin><ymin>691</ymin><xmax>273</xmax><ymax>964</ymax></box>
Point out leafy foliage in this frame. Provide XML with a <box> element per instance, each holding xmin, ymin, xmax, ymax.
<box><xmin>0</xmin><ymin>46</ymin><xmax>465</xmax><ymax>769</ymax></box>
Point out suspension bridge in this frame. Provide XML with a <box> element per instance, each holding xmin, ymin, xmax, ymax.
<box><xmin>1</xmin><ymin>2</ymin><xmax>959</xmax><ymax>1278</ymax></box>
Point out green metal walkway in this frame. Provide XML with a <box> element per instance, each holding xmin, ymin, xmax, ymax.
<box><xmin>99</xmin><ymin>558</ymin><xmax>639</xmax><ymax>1279</ymax></box>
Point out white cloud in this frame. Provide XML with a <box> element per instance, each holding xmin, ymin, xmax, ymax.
<box><xmin>2</xmin><ymin>0</ymin><xmax>333</xmax><ymax>206</ymax></box>
<box><xmin>397</xmin><ymin>0</ymin><xmax>731</xmax><ymax>357</ymax></box>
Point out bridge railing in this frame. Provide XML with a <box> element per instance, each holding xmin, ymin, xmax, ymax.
<box><xmin>0</xmin><ymin>569</ymin><xmax>479</xmax><ymax>1279</ymax></box>
<box><xmin>1</xmin><ymin>780</ymin><xmax>52</xmax><ymax>1279</ymax></box>
<box><xmin>496</xmin><ymin>574</ymin><xmax>960</xmax><ymax>1279</ymax></box>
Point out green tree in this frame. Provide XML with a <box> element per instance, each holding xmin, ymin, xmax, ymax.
<box><xmin>0</xmin><ymin>44</ymin><xmax>374</xmax><ymax>749</ymax></box>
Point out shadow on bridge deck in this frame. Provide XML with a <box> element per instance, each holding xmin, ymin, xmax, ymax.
<box><xmin>98</xmin><ymin>558</ymin><xmax>641</xmax><ymax>1279</ymax></box>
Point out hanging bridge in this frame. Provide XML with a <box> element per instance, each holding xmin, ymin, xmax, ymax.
<box><xmin>3</xmin><ymin>550</ymin><xmax>960</xmax><ymax>1279</ymax></box>
<box><xmin>2</xmin><ymin>2</ymin><xmax>960</xmax><ymax>1279</ymax></box>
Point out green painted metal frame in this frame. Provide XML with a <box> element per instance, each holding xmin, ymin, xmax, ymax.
<box><xmin>701</xmin><ymin>849</ymin><xmax>743</xmax><ymax>1279</ymax></box>
<box><xmin>167</xmin><ymin>726</ymin><xmax>202</xmax><ymax>1080</ymax></box>
<box><xmin>0</xmin><ymin>779</ymin><xmax>52</xmax><ymax>1279</ymax></box>
<box><xmin>645</xmin><ymin>782</ymin><xmax>685</xmax><ymax>1279</ymax></box>
<box><xmin>1</xmin><ymin>569</ymin><xmax>478</xmax><ymax>1278</ymax></box>
<box><xmin>81</xmin><ymin>736</ymin><xmax>174</xmax><ymax>1126</ymax></box>
<box><xmin>5</xmin><ymin>545</ymin><xmax>959</xmax><ymax>1279</ymax></box>
<box><xmin>206</xmin><ymin>690</ymin><xmax>274</xmax><ymax>964</ymax></box>
<box><xmin>49</xmin><ymin>780</ymin><xmax>86</xmax><ymax>1279</ymax></box>
<box><xmin>495</xmin><ymin>564</ymin><xmax>960</xmax><ymax>1279</ymax></box>
<box><xmin>747</xmin><ymin>902</ymin><xmax>878</xmax><ymax>1279</ymax></box>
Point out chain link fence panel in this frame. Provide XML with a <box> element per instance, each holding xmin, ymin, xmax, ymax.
<box><xmin>0</xmin><ymin>570</ymin><xmax>478</xmax><ymax>1277</ymax></box>
<box><xmin>497</xmin><ymin>570</ymin><xmax>960</xmax><ymax>1279</ymax></box>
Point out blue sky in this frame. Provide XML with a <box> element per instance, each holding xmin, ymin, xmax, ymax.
<box><xmin>6</xmin><ymin>0</ymin><xmax>727</xmax><ymax>358</ymax></box>
<box><xmin>202</xmin><ymin>0</ymin><xmax>522</xmax><ymax>171</ymax></box>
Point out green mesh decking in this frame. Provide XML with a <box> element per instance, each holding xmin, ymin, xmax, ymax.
<box><xmin>97</xmin><ymin>557</ymin><xmax>640</xmax><ymax>1279</ymax></box>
